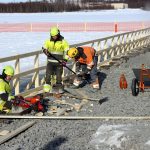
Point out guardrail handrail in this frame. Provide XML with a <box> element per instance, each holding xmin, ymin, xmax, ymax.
<box><xmin>0</xmin><ymin>27</ymin><xmax>150</xmax><ymax>96</ymax></box>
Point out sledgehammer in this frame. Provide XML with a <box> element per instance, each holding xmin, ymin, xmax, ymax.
<box><xmin>42</xmin><ymin>47</ymin><xmax>76</xmax><ymax>74</ymax></box>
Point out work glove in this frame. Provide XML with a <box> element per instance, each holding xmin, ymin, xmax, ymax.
<box><xmin>3</xmin><ymin>101</ymin><xmax>13</xmax><ymax>113</ymax></box>
<box><xmin>12</xmin><ymin>96</ymin><xmax>24</xmax><ymax>105</ymax></box>
<box><xmin>42</xmin><ymin>47</ymin><xmax>49</xmax><ymax>56</ymax></box>
<box><xmin>76</xmin><ymin>71</ymin><xmax>81</xmax><ymax>76</ymax></box>
<box><xmin>61</xmin><ymin>60</ymin><xmax>67</xmax><ymax>67</ymax></box>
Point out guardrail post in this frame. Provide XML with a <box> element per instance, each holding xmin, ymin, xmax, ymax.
<box><xmin>110</xmin><ymin>37</ymin><xmax>115</xmax><ymax>57</ymax></box>
<box><xmin>97</xmin><ymin>41</ymin><xmax>101</xmax><ymax>63</ymax></box>
<box><xmin>34</xmin><ymin>54</ymin><xmax>39</xmax><ymax>87</ymax></box>
<box><xmin>14</xmin><ymin>58</ymin><xmax>20</xmax><ymax>95</ymax></box>
<box><xmin>121</xmin><ymin>35</ymin><xmax>125</xmax><ymax>53</ymax></box>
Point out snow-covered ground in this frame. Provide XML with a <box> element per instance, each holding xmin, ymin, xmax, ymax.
<box><xmin>0</xmin><ymin>9</ymin><xmax>149</xmax><ymax>23</ymax></box>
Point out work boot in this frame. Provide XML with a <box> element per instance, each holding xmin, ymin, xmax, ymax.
<box><xmin>91</xmin><ymin>78</ymin><xmax>99</xmax><ymax>89</ymax></box>
<box><xmin>54</xmin><ymin>83</ymin><xmax>64</xmax><ymax>94</ymax></box>
<box><xmin>73</xmin><ymin>77</ymin><xmax>82</xmax><ymax>87</ymax></box>
<box><xmin>58</xmin><ymin>87</ymin><xmax>64</xmax><ymax>94</ymax></box>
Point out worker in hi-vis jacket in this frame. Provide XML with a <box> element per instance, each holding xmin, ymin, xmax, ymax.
<box><xmin>42</xmin><ymin>26</ymin><xmax>69</xmax><ymax>93</ymax></box>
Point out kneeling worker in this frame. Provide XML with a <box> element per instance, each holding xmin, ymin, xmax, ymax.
<box><xmin>0</xmin><ymin>66</ymin><xmax>15</xmax><ymax>113</ymax></box>
<box><xmin>67</xmin><ymin>46</ymin><xmax>99</xmax><ymax>89</ymax></box>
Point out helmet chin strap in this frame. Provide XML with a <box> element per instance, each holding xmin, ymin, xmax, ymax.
<box><xmin>2</xmin><ymin>69</ymin><xmax>11</xmax><ymax>82</ymax></box>
<box><xmin>2</xmin><ymin>69</ymin><xmax>7</xmax><ymax>79</ymax></box>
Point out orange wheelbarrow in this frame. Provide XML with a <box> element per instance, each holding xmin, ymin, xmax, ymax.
<box><xmin>131</xmin><ymin>64</ymin><xmax>150</xmax><ymax>96</ymax></box>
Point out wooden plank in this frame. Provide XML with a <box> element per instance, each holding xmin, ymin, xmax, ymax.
<box><xmin>54</xmin><ymin>100</ymin><xmax>77</xmax><ymax>111</ymax></box>
<box><xmin>64</xmin><ymin>88</ymin><xmax>100</xmax><ymax>101</ymax></box>
<box><xmin>56</xmin><ymin>108</ymin><xmax>67</xmax><ymax>116</ymax></box>
<box><xmin>0</xmin><ymin>121</ymin><xmax>35</xmax><ymax>145</ymax></box>
<box><xmin>0</xmin><ymin>130</ymin><xmax>10</xmax><ymax>136</ymax></box>
<box><xmin>1</xmin><ymin>116</ymin><xmax>150</xmax><ymax>120</ymax></box>
<box><xmin>0</xmin><ymin>50</ymin><xmax>43</xmax><ymax>63</ymax></box>
<box><xmin>54</xmin><ymin>99</ymin><xmax>87</xmax><ymax>112</ymax></box>
<box><xmin>17</xmin><ymin>86</ymin><xmax>43</xmax><ymax>97</ymax></box>
<box><xmin>12</xmin><ymin>66</ymin><xmax>46</xmax><ymax>79</ymax></box>
<box><xmin>112</xmin><ymin>56</ymin><xmax>122</xmax><ymax>60</ymax></box>
<box><xmin>63</xmin><ymin>93</ymin><xmax>97</xmax><ymax>101</ymax></box>
<box><xmin>35</xmin><ymin>112</ymin><xmax>43</xmax><ymax>117</ymax></box>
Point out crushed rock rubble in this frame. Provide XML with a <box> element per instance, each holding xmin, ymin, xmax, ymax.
<box><xmin>0</xmin><ymin>48</ymin><xmax>150</xmax><ymax>150</ymax></box>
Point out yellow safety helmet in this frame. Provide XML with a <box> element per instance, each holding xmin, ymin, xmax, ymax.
<box><xmin>68</xmin><ymin>47</ymin><xmax>78</xmax><ymax>58</ymax></box>
<box><xmin>3</xmin><ymin>65</ymin><xmax>14</xmax><ymax>76</ymax></box>
<box><xmin>50</xmin><ymin>26</ymin><xmax>60</xmax><ymax>36</ymax></box>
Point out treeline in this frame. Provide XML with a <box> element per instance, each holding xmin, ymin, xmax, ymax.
<box><xmin>126</xmin><ymin>0</ymin><xmax>149</xmax><ymax>8</ymax></box>
<box><xmin>0</xmin><ymin>1</ymin><xmax>80</xmax><ymax>13</ymax></box>
<box><xmin>0</xmin><ymin>0</ymin><xmax>113</xmax><ymax>13</ymax></box>
<box><xmin>0</xmin><ymin>0</ymin><xmax>149</xmax><ymax>13</ymax></box>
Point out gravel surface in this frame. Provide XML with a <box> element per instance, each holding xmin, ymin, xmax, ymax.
<box><xmin>1</xmin><ymin>119</ymin><xmax>150</xmax><ymax>150</ymax></box>
<box><xmin>0</xmin><ymin>47</ymin><xmax>150</xmax><ymax>150</ymax></box>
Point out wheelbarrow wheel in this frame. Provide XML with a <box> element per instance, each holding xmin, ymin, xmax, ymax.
<box><xmin>131</xmin><ymin>78</ymin><xmax>139</xmax><ymax>96</ymax></box>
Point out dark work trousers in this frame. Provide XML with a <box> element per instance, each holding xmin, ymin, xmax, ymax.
<box><xmin>45</xmin><ymin>61</ymin><xmax>63</xmax><ymax>86</ymax></box>
<box><xmin>90</xmin><ymin>55</ymin><xmax>98</xmax><ymax>82</ymax></box>
<box><xmin>76</xmin><ymin>55</ymin><xmax>98</xmax><ymax>83</ymax></box>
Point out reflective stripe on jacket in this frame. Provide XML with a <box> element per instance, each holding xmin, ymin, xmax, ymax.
<box><xmin>0</xmin><ymin>77</ymin><xmax>11</xmax><ymax>111</ymax></box>
<box><xmin>0</xmin><ymin>78</ymin><xmax>11</xmax><ymax>96</ymax></box>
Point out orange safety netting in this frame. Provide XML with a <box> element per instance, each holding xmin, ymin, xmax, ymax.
<box><xmin>0</xmin><ymin>22</ymin><xmax>150</xmax><ymax>32</ymax></box>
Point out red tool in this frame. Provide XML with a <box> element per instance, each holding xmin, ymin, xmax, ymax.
<box><xmin>13</xmin><ymin>95</ymin><xmax>44</xmax><ymax>112</ymax></box>
<box><xmin>119</xmin><ymin>74</ymin><xmax>128</xmax><ymax>89</ymax></box>
<box><xmin>24</xmin><ymin>95</ymin><xmax>41</xmax><ymax>104</ymax></box>
<box><xmin>24</xmin><ymin>95</ymin><xmax>44</xmax><ymax>111</ymax></box>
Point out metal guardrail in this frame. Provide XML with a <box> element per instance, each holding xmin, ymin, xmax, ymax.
<box><xmin>0</xmin><ymin>27</ymin><xmax>150</xmax><ymax>96</ymax></box>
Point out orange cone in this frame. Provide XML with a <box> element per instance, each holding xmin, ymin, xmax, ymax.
<box><xmin>119</xmin><ymin>74</ymin><xmax>128</xmax><ymax>89</ymax></box>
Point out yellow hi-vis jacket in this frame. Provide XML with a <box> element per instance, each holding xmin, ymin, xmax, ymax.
<box><xmin>0</xmin><ymin>77</ymin><xmax>12</xmax><ymax>111</ymax></box>
<box><xmin>43</xmin><ymin>35</ymin><xmax>69</xmax><ymax>63</ymax></box>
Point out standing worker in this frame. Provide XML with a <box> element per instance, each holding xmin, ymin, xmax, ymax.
<box><xmin>0</xmin><ymin>66</ymin><xmax>15</xmax><ymax>113</ymax></box>
<box><xmin>67</xmin><ymin>46</ymin><xmax>99</xmax><ymax>89</ymax></box>
<box><xmin>42</xmin><ymin>26</ymin><xmax>69</xmax><ymax>93</ymax></box>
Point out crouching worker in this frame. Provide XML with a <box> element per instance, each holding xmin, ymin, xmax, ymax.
<box><xmin>0</xmin><ymin>66</ymin><xmax>15</xmax><ymax>114</ymax></box>
<box><xmin>67</xmin><ymin>47</ymin><xmax>99</xmax><ymax>89</ymax></box>
<box><xmin>42</xmin><ymin>26</ymin><xmax>69</xmax><ymax>93</ymax></box>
